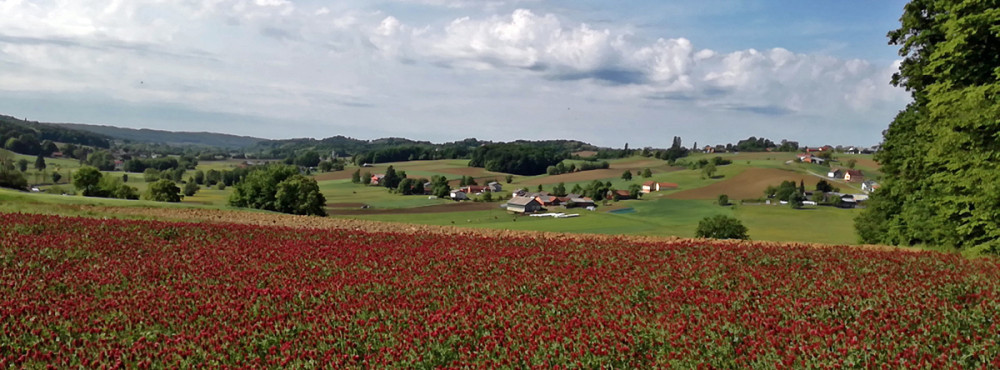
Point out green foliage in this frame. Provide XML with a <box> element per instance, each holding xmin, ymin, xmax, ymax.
<box><xmin>641</xmin><ymin>168</ymin><xmax>652</xmax><ymax>178</ymax></box>
<box><xmin>183</xmin><ymin>182</ymin><xmax>200</xmax><ymax>197</ymax></box>
<box><xmin>621</xmin><ymin>170</ymin><xmax>632</xmax><ymax>181</ymax></box>
<box><xmin>789</xmin><ymin>192</ymin><xmax>804</xmax><ymax>209</ymax></box>
<box><xmin>718</xmin><ymin>194</ymin><xmax>729</xmax><ymax>206</ymax></box>
<box><xmin>34</xmin><ymin>155</ymin><xmax>45</xmax><ymax>171</ymax></box>
<box><xmin>145</xmin><ymin>179</ymin><xmax>182</xmax><ymax>202</ymax></box>
<box><xmin>858</xmin><ymin>0</ymin><xmax>1000</xmax><ymax>250</ymax></box>
<box><xmin>846</xmin><ymin>159</ymin><xmax>857</xmax><ymax>169</ymax></box>
<box><xmin>628</xmin><ymin>184</ymin><xmax>642</xmax><ymax>199</ymax></box>
<box><xmin>351</xmin><ymin>169</ymin><xmax>361</xmax><ymax>184</ymax></box>
<box><xmin>695</xmin><ymin>215</ymin><xmax>749</xmax><ymax>240</ymax></box>
<box><xmin>86</xmin><ymin>150</ymin><xmax>114</xmax><ymax>171</ymax></box>
<box><xmin>0</xmin><ymin>152</ymin><xmax>27</xmax><ymax>190</ymax></box>
<box><xmin>701</xmin><ymin>162</ymin><xmax>716</xmax><ymax>178</ymax></box>
<box><xmin>274</xmin><ymin>174</ymin><xmax>327</xmax><ymax>216</ymax></box>
<box><xmin>505</xmin><ymin>175</ymin><xmax>514</xmax><ymax>184</ymax></box>
<box><xmin>816</xmin><ymin>180</ymin><xmax>833</xmax><ymax>193</ymax></box>
<box><xmin>16</xmin><ymin>159</ymin><xmax>28</xmax><ymax>172</ymax></box>
<box><xmin>552</xmin><ymin>182</ymin><xmax>567</xmax><ymax>197</ymax></box>
<box><xmin>193</xmin><ymin>170</ymin><xmax>205</xmax><ymax>185</ymax></box>
<box><xmin>382</xmin><ymin>166</ymin><xmax>402</xmax><ymax>189</ymax></box>
<box><xmin>72</xmin><ymin>166</ymin><xmax>103</xmax><ymax>196</ymax></box>
<box><xmin>229</xmin><ymin>165</ymin><xmax>326</xmax><ymax>216</ymax></box>
<box><xmin>468</xmin><ymin>143</ymin><xmax>567</xmax><ymax>175</ymax></box>
<box><xmin>50</xmin><ymin>172</ymin><xmax>62</xmax><ymax>184</ymax></box>
<box><xmin>294</xmin><ymin>151</ymin><xmax>321</xmax><ymax>168</ymax></box>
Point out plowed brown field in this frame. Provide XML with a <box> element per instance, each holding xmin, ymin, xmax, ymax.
<box><xmin>326</xmin><ymin>201</ymin><xmax>498</xmax><ymax>215</ymax></box>
<box><xmin>667</xmin><ymin>168</ymin><xmax>823</xmax><ymax>200</ymax></box>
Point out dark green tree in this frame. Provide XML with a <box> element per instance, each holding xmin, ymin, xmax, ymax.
<box><xmin>183</xmin><ymin>181</ymin><xmax>200</xmax><ymax>197</ymax></box>
<box><xmin>72</xmin><ymin>166</ymin><xmax>103</xmax><ymax>196</ymax></box>
<box><xmin>718</xmin><ymin>194</ymin><xmax>729</xmax><ymax>206</ymax></box>
<box><xmin>695</xmin><ymin>215</ymin><xmax>749</xmax><ymax>240</ymax></box>
<box><xmin>34</xmin><ymin>155</ymin><xmax>45</xmax><ymax>172</ymax></box>
<box><xmin>858</xmin><ymin>0</ymin><xmax>1000</xmax><ymax>250</ymax></box>
<box><xmin>274</xmin><ymin>174</ymin><xmax>327</xmax><ymax>216</ymax></box>
<box><xmin>621</xmin><ymin>170</ymin><xmax>632</xmax><ymax>181</ymax></box>
<box><xmin>641</xmin><ymin>168</ymin><xmax>652</xmax><ymax>178</ymax></box>
<box><xmin>16</xmin><ymin>159</ymin><xmax>28</xmax><ymax>172</ymax></box>
<box><xmin>146</xmin><ymin>179</ymin><xmax>182</xmax><ymax>202</ymax></box>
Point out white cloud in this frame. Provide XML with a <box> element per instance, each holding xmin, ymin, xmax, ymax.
<box><xmin>0</xmin><ymin>2</ymin><xmax>908</xmax><ymax>146</ymax></box>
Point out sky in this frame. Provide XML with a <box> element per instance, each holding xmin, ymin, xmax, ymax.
<box><xmin>0</xmin><ymin>0</ymin><xmax>912</xmax><ymax>148</ymax></box>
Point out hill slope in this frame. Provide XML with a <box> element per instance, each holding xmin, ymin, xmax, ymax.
<box><xmin>55</xmin><ymin>123</ymin><xmax>265</xmax><ymax>148</ymax></box>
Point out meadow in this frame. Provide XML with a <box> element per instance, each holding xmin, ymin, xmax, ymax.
<box><xmin>3</xmin><ymin>151</ymin><xmax>879</xmax><ymax>245</ymax></box>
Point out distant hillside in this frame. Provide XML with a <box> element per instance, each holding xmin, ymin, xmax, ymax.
<box><xmin>55</xmin><ymin>123</ymin><xmax>265</xmax><ymax>149</ymax></box>
<box><xmin>1</xmin><ymin>115</ymin><xmax>112</xmax><ymax>150</ymax></box>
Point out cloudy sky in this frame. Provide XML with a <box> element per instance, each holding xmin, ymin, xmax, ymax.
<box><xmin>0</xmin><ymin>0</ymin><xmax>911</xmax><ymax>148</ymax></box>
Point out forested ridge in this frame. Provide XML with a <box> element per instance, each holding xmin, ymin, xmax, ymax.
<box><xmin>857</xmin><ymin>0</ymin><xmax>1000</xmax><ymax>252</ymax></box>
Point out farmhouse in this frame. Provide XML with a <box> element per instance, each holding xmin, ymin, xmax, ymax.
<box><xmin>461</xmin><ymin>185</ymin><xmax>488</xmax><ymax>194</ymax></box>
<box><xmin>862</xmin><ymin>180</ymin><xmax>880</xmax><ymax>193</ymax></box>
<box><xmin>641</xmin><ymin>181</ymin><xmax>679</xmax><ymax>193</ymax></box>
<box><xmin>609</xmin><ymin>189</ymin><xmax>632</xmax><ymax>200</ymax></box>
<box><xmin>797</xmin><ymin>153</ymin><xmax>826</xmax><ymax>165</ymax></box>
<box><xmin>844</xmin><ymin>169</ymin><xmax>864</xmax><ymax>182</ymax></box>
<box><xmin>370</xmin><ymin>174</ymin><xmax>385</xmax><ymax>185</ymax></box>
<box><xmin>827</xmin><ymin>169</ymin><xmax>844</xmax><ymax>179</ymax></box>
<box><xmin>506</xmin><ymin>196</ymin><xmax>542</xmax><ymax>214</ymax></box>
<box><xmin>486</xmin><ymin>181</ymin><xmax>502</xmax><ymax>192</ymax></box>
<box><xmin>449</xmin><ymin>190</ymin><xmax>468</xmax><ymax>200</ymax></box>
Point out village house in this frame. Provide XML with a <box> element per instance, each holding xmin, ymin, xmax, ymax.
<box><xmin>370</xmin><ymin>174</ymin><xmax>385</xmax><ymax>186</ymax></box>
<box><xmin>608</xmin><ymin>189</ymin><xmax>632</xmax><ymax>200</ymax></box>
<box><xmin>460</xmin><ymin>185</ymin><xmax>488</xmax><ymax>194</ymax></box>
<box><xmin>797</xmin><ymin>153</ymin><xmax>826</xmax><ymax>165</ymax></box>
<box><xmin>534</xmin><ymin>194</ymin><xmax>560</xmax><ymax>207</ymax></box>
<box><xmin>486</xmin><ymin>181</ymin><xmax>502</xmax><ymax>192</ymax></box>
<box><xmin>862</xmin><ymin>180</ymin><xmax>880</xmax><ymax>193</ymax></box>
<box><xmin>641</xmin><ymin>181</ymin><xmax>679</xmax><ymax>193</ymax></box>
<box><xmin>844</xmin><ymin>169</ymin><xmax>864</xmax><ymax>182</ymax></box>
<box><xmin>506</xmin><ymin>196</ymin><xmax>542</xmax><ymax>213</ymax></box>
<box><xmin>449</xmin><ymin>189</ymin><xmax>468</xmax><ymax>200</ymax></box>
<box><xmin>827</xmin><ymin>169</ymin><xmax>845</xmax><ymax>179</ymax></box>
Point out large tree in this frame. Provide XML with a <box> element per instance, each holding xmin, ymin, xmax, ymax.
<box><xmin>857</xmin><ymin>0</ymin><xmax>1000</xmax><ymax>251</ymax></box>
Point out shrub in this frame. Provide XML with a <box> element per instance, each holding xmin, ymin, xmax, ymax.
<box><xmin>695</xmin><ymin>215</ymin><xmax>749</xmax><ymax>240</ymax></box>
<box><xmin>718</xmin><ymin>194</ymin><xmax>729</xmax><ymax>206</ymax></box>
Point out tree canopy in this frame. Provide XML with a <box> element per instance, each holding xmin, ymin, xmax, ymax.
<box><xmin>857</xmin><ymin>0</ymin><xmax>1000</xmax><ymax>251</ymax></box>
<box><xmin>229</xmin><ymin>165</ymin><xmax>327</xmax><ymax>216</ymax></box>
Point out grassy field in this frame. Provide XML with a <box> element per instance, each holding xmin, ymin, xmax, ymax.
<box><xmin>1</xmin><ymin>153</ymin><xmax>881</xmax><ymax>246</ymax></box>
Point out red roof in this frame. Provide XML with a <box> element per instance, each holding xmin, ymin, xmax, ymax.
<box><xmin>846</xmin><ymin>169</ymin><xmax>864</xmax><ymax>177</ymax></box>
<box><xmin>657</xmin><ymin>182</ymin><xmax>678</xmax><ymax>189</ymax></box>
<box><xmin>642</xmin><ymin>181</ymin><xmax>656</xmax><ymax>187</ymax></box>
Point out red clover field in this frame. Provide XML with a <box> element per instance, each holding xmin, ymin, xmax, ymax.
<box><xmin>2</xmin><ymin>212</ymin><xmax>999</xmax><ymax>367</ymax></box>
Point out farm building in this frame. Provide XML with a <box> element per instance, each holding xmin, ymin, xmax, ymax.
<box><xmin>609</xmin><ymin>189</ymin><xmax>632</xmax><ymax>200</ymax></box>
<box><xmin>827</xmin><ymin>169</ymin><xmax>844</xmax><ymax>179</ymax></box>
<box><xmin>641</xmin><ymin>181</ymin><xmax>679</xmax><ymax>193</ymax></box>
<box><xmin>862</xmin><ymin>180</ymin><xmax>880</xmax><ymax>193</ymax></box>
<box><xmin>486</xmin><ymin>182</ymin><xmax>502</xmax><ymax>192</ymax></box>
<box><xmin>370</xmin><ymin>174</ymin><xmax>385</xmax><ymax>185</ymax></box>
<box><xmin>844</xmin><ymin>170</ymin><xmax>864</xmax><ymax>182</ymax></box>
<box><xmin>507</xmin><ymin>196</ymin><xmax>542</xmax><ymax>213</ymax></box>
<box><xmin>449</xmin><ymin>190</ymin><xmax>468</xmax><ymax>200</ymax></box>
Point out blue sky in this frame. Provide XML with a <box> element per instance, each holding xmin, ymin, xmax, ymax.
<box><xmin>0</xmin><ymin>0</ymin><xmax>910</xmax><ymax>148</ymax></box>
